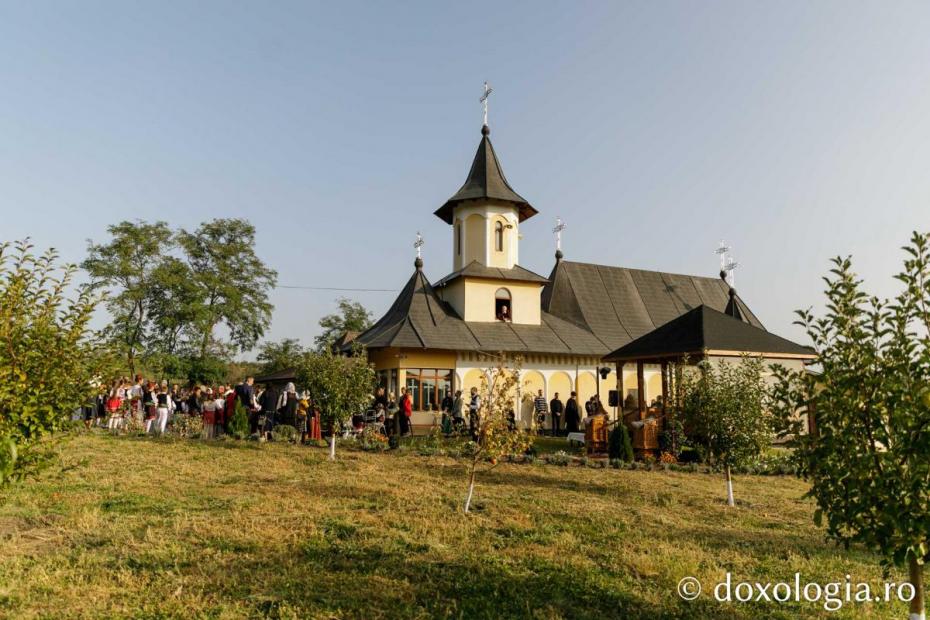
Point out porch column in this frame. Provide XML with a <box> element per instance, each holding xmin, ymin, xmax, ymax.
<box><xmin>636</xmin><ymin>360</ymin><xmax>645</xmax><ymax>420</ymax></box>
<box><xmin>615</xmin><ymin>362</ymin><xmax>624</xmax><ymax>421</ymax></box>
<box><xmin>660</xmin><ymin>359</ymin><xmax>668</xmax><ymax>418</ymax></box>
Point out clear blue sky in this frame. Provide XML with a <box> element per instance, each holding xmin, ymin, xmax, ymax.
<box><xmin>3</xmin><ymin>1</ymin><xmax>930</xmax><ymax>351</ymax></box>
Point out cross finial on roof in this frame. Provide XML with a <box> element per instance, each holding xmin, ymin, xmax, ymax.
<box><xmin>480</xmin><ymin>81</ymin><xmax>493</xmax><ymax>128</ymax></box>
<box><xmin>414</xmin><ymin>231</ymin><xmax>424</xmax><ymax>259</ymax></box>
<box><xmin>715</xmin><ymin>240</ymin><xmax>739</xmax><ymax>286</ymax></box>
<box><xmin>553</xmin><ymin>217</ymin><xmax>566</xmax><ymax>253</ymax></box>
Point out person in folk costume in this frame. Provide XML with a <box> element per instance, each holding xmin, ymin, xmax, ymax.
<box><xmin>202</xmin><ymin>387</ymin><xmax>217</xmax><ymax>440</ymax></box>
<box><xmin>212</xmin><ymin>385</ymin><xmax>227</xmax><ymax>438</ymax></box>
<box><xmin>143</xmin><ymin>380</ymin><xmax>158</xmax><ymax>434</ymax></box>
<box><xmin>128</xmin><ymin>374</ymin><xmax>145</xmax><ymax>423</ymax></box>
<box><xmin>564</xmin><ymin>391</ymin><xmax>581</xmax><ymax>434</ymax></box>
<box><xmin>276</xmin><ymin>382</ymin><xmax>299</xmax><ymax>431</ymax></box>
<box><xmin>154</xmin><ymin>380</ymin><xmax>175</xmax><ymax>435</ymax></box>
<box><xmin>106</xmin><ymin>379</ymin><xmax>124</xmax><ymax>433</ymax></box>
<box><xmin>224</xmin><ymin>385</ymin><xmax>237</xmax><ymax>434</ymax></box>
<box><xmin>308</xmin><ymin>397</ymin><xmax>323</xmax><ymax>442</ymax></box>
<box><xmin>297</xmin><ymin>392</ymin><xmax>310</xmax><ymax>444</ymax></box>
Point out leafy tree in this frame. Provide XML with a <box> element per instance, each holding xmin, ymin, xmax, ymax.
<box><xmin>295</xmin><ymin>349</ymin><xmax>375</xmax><ymax>460</ymax></box>
<box><xmin>82</xmin><ymin>220</ymin><xmax>173</xmax><ymax>374</ymax></box>
<box><xmin>185</xmin><ymin>354</ymin><xmax>229</xmax><ymax>386</ymax></box>
<box><xmin>177</xmin><ymin>219</ymin><xmax>277</xmax><ymax>359</ymax></box>
<box><xmin>145</xmin><ymin>256</ymin><xmax>201</xmax><ymax>357</ymax></box>
<box><xmin>314</xmin><ymin>298</ymin><xmax>373</xmax><ymax>352</ymax></box>
<box><xmin>0</xmin><ymin>241</ymin><xmax>102</xmax><ymax>485</ymax></box>
<box><xmin>770</xmin><ymin>232</ymin><xmax>930</xmax><ymax>620</ymax></box>
<box><xmin>463</xmin><ymin>358</ymin><xmax>533</xmax><ymax>514</ymax></box>
<box><xmin>256</xmin><ymin>338</ymin><xmax>306</xmax><ymax>375</ymax></box>
<box><xmin>681</xmin><ymin>356</ymin><xmax>771</xmax><ymax>507</ymax></box>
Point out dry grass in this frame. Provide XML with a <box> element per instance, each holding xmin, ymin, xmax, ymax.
<box><xmin>0</xmin><ymin>432</ymin><xmax>911</xmax><ymax>619</ymax></box>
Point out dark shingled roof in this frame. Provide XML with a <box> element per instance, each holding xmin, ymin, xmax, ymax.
<box><xmin>603</xmin><ymin>305</ymin><xmax>815</xmax><ymax>362</ymax></box>
<box><xmin>352</xmin><ymin>262</ymin><xmax>606</xmax><ymax>355</ymax></box>
<box><xmin>541</xmin><ymin>260</ymin><xmax>763</xmax><ymax>352</ymax></box>
<box><xmin>254</xmin><ymin>368</ymin><xmax>297</xmax><ymax>384</ymax></box>
<box><xmin>434</xmin><ymin>125</ymin><xmax>538</xmax><ymax>224</ymax></box>
<box><xmin>355</xmin><ymin>258</ymin><xmax>807</xmax><ymax>359</ymax></box>
<box><xmin>433</xmin><ymin>261</ymin><xmax>548</xmax><ymax>288</ymax></box>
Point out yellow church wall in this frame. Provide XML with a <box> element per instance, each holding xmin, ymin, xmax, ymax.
<box><xmin>549</xmin><ymin>371</ymin><xmax>572</xmax><ymax>400</ymax></box>
<box><xmin>440</xmin><ymin>279</ymin><xmax>466</xmax><ymax>319</ymax></box>
<box><xmin>461</xmin><ymin>369</ymin><xmax>486</xmax><ymax>395</ymax></box>
<box><xmin>577</xmin><ymin>372</ymin><xmax>597</xmax><ymax>405</ymax></box>
<box><xmin>487</xmin><ymin>214</ymin><xmax>513</xmax><ymax>269</ymax></box>
<box><xmin>461</xmin><ymin>279</ymin><xmax>542</xmax><ymax>324</ymax></box>
<box><xmin>520</xmin><ymin>370</ymin><xmax>545</xmax><ymax>424</ymax></box>
<box><xmin>464</xmin><ymin>213</ymin><xmax>485</xmax><ymax>266</ymax></box>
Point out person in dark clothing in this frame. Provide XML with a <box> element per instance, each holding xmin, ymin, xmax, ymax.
<box><xmin>259</xmin><ymin>384</ymin><xmax>281</xmax><ymax>439</ymax></box>
<box><xmin>440</xmin><ymin>391</ymin><xmax>454</xmax><ymax>434</ymax></box>
<box><xmin>236</xmin><ymin>377</ymin><xmax>257</xmax><ymax>433</ymax></box>
<box><xmin>549</xmin><ymin>392</ymin><xmax>564</xmax><ymax>436</ymax></box>
<box><xmin>186</xmin><ymin>387</ymin><xmax>203</xmax><ymax>416</ymax></box>
<box><xmin>374</xmin><ymin>387</ymin><xmax>389</xmax><ymax>410</ymax></box>
<box><xmin>236</xmin><ymin>377</ymin><xmax>255</xmax><ymax>409</ymax></box>
<box><xmin>277</xmin><ymin>383</ymin><xmax>299</xmax><ymax>427</ymax></box>
<box><xmin>564</xmin><ymin>391</ymin><xmax>580</xmax><ymax>433</ymax></box>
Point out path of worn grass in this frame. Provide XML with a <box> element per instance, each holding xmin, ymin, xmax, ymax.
<box><xmin>0</xmin><ymin>433</ymin><xmax>909</xmax><ymax>619</ymax></box>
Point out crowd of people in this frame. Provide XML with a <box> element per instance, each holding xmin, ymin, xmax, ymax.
<box><xmin>81</xmin><ymin>375</ymin><xmax>323</xmax><ymax>443</ymax></box>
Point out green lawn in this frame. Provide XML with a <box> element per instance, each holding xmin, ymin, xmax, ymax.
<box><xmin>0</xmin><ymin>433</ymin><xmax>912</xmax><ymax>619</ymax></box>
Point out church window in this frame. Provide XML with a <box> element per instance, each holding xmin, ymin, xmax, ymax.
<box><xmin>494</xmin><ymin>221</ymin><xmax>504</xmax><ymax>252</ymax></box>
<box><xmin>405</xmin><ymin>368</ymin><xmax>453</xmax><ymax>412</ymax></box>
<box><xmin>455</xmin><ymin>222</ymin><xmax>462</xmax><ymax>256</ymax></box>
<box><xmin>495</xmin><ymin>287</ymin><xmax>512</xmax><ymax>321</ymax></box>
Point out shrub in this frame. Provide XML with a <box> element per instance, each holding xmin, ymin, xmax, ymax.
<box><xmin>357</xmin><ymin>426</ymin><xmax>388</xmax><ymax>452</ymax></box>
<box><xmin>227</xmin><ymin>399</ymin><xmax>249</xmax><ymax>440</ymax></box>
<box><xmin>172</xmin><ymin>414</ymin><xmax>203</xmax><ymax>439</ymax></box>
<box><xmin>547</xmin><ymin>450</ymin><xmax>571</xmax><ymax>466</ymax></box>
<box><xmin>272</xmin><ymin>425</ymin><xmax>297</xmax><ymax>443</ymax></box>
<box><xmin>0</xmin><ymin>241</ymin><xmax>102</xmax><ymax>486</ymax></box>
<box><xmin>608</xmin><ymin>424</ymin><xmax>635</xmax><ymax>462</ymax></box>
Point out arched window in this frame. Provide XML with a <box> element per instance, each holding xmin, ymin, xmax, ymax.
<box><xmin>495</xmin><ymin>287</ymin><xmax>512</xmax><ymax>322</ymax></box>
<box><xmin>494</xmin><ymin>221</ymin><xmax>504</xmax><ymax>252</ymax></box>
<box><xmin>455</xmin><ymin>222</ymin><xmax>462</xmax><ymax>256</ymax></box>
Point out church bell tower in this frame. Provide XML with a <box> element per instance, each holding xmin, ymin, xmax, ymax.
<box><xmin>433</xmin><ymin>123</ymin><xmax>538</xmax><ymax>272</ymax></box>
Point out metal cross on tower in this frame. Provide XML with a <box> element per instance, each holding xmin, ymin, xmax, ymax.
<box><xmin>715</xmin><ymin>240</ymin><xmax>739</xmax><ymax>287</ymax></box>
<box><xmin>480</xmin><ymin>81</ymin><xmax>493</xmax><ymax>126</ymax></box>
<box><xmin>414</xmin><ymin>231</ymin><xmax>424</xmax><ymax>259</ymax></box>
<box><xmin>553</xmin><ymin>217</ymin><xmax>566</xmax><ymax>251</ymax></box>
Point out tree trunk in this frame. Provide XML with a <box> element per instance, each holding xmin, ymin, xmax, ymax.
<box><xmin>910</xmin><ymin>555</ymin><xmax>925</xmax><ymax>620</ymax></box>
<box><xmin>725</xmin><ymin>464</ymin><xmax>735</xmax><ymax>507</ymax></box>
<box><xmin>463</xmin><ymin>465</ymin><xmax>477</xmax><ymax>514</ymax></box>
<box><xmin>329</xmin><ymin>434</ymin><xmax>336</xmax><ymax>461</ymax></box>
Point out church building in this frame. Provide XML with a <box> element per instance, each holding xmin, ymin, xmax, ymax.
<box><xmin>352</xmin><ymin>120</ymin><xmax>812</xmax><ymax>430</ymax></box>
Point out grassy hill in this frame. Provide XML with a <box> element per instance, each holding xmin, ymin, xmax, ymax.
<box><xmin>0</xmin><ymin>433</ymin><xmax>911</xmax><ymax>619</ymax></box>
